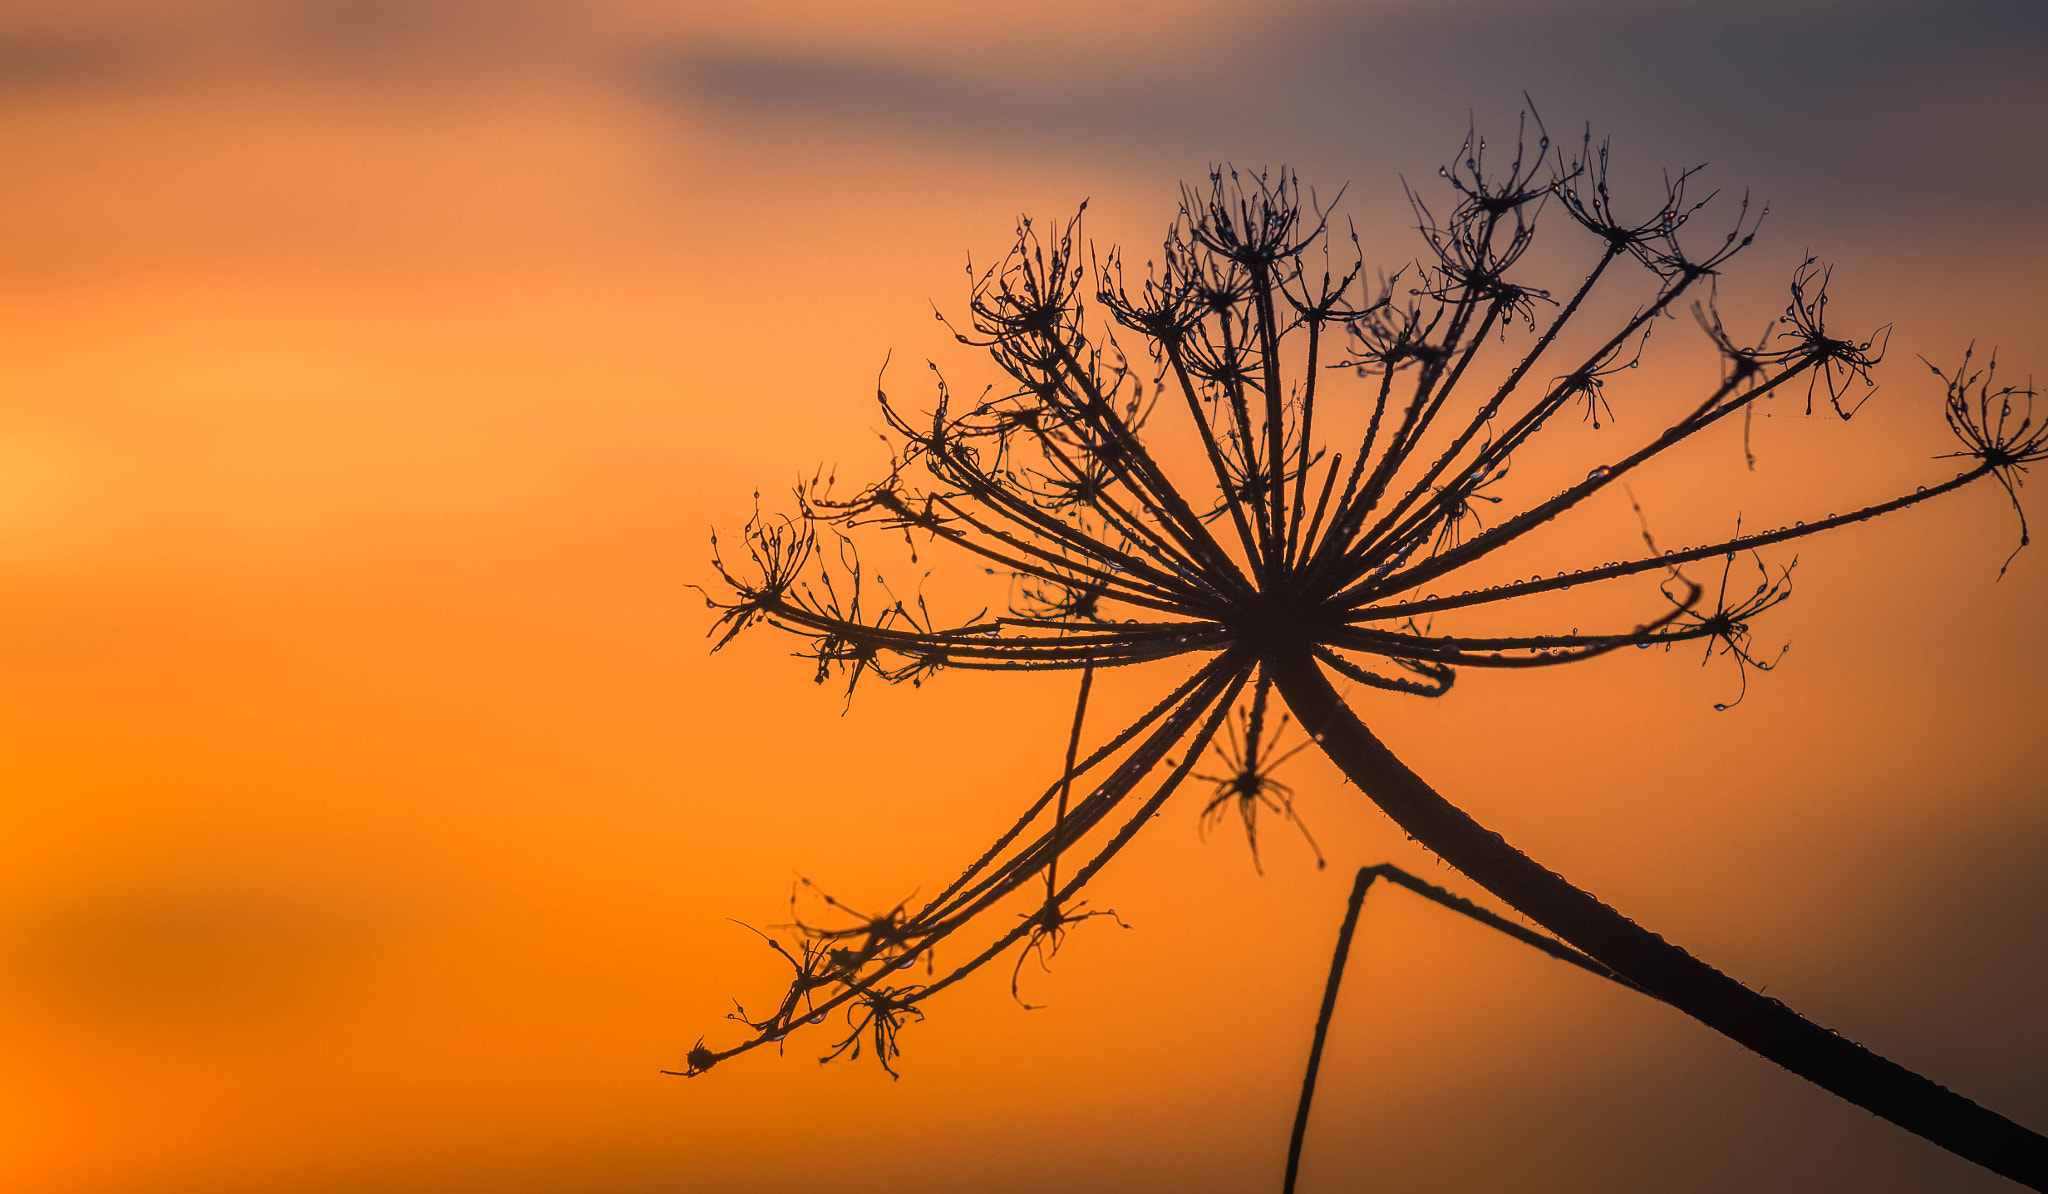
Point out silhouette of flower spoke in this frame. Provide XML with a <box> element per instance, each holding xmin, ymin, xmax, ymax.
<box><xmin>819</xmin><ymin>987</ymin><xmax>927</xmax><ymax>1080</ymax></box>
<box><xmin>1553</xmin><ymin>128</ymin><xmax>1734</xmax><ymax>276</ymax></box>
<box><xmin>1326</xmin><ymin>581</ymin><xmax>1704</xmax><ymax>671</ymax></box>
<box><xmin>1342</xmin><ymin>337</ymin><xmax>1895</xmax><ymax>609</ymax></box>
<box><xmin>1555</xmin><ymin>326</ymin><xmax>1652</xmax><ymax>430</ymax></box>
<box><xmin>678</xmin><ymin>652</ymin><xmax>1247</xmax><ymax>1076</ymax></box>
<box><xmin>1008</xmin><ymin>899</ymin><xmax>1130</xmax><ymax>1011</ymax></box>
<box><xmin>1195</xmin><ymin>673</ymin><xmax>1324</xmax><ymax>875</ymax></box>
<box><xmin>686</xmin><ymin>108</ymin><xmax>2047</xmax><ymax>1187</ymax></box>
<box><xmin>852</xmin><ymin>440</ymin><xmax>1211</xmax><ymax>611</ymax></box>
<box><xmin>913</xmin><ymin>662</ymin><xmax>1250</xmax><ymax>1005</ymax></box>
<box><xmin>1658</xmin><ymin>540</ymin><xmax>1795</xmax><ymax>710</ymax></box>
<box><xmin>1780</xmin><ymin>259</ymin><xmax>1889</xmax><ymax>417</ymax></box>
<box><xmin>1309</xmin><ymin>645</ymin><xmax>1454</xmax><ymax>697</ymax></box>
<box><xmin>920</xmin><ymin>657</ymin><xmax>1247</xmax><ymax>928</ymax></box>
<box><xmin>1933</xmin><ymin>346</ymin><xmax>2047</xmax><ymax>574</ymax></box>
<box><xmin>920</xmin><ymin>659</ymin><xmax>1229</xmax><ymax>914</ymax></box>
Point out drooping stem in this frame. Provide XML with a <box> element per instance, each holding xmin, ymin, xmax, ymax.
<box><xmin>1283</xmin><ymin>865</ymin><xmax>1373</xmax><ymax>1194</ymax></box>
<box><xmin>1270</xmin><ymin>649</ymin><xmax>2048</xmax><ymax>1190</ymax></box>
<box><xmin>1285</xmin><ymin>863</ymin><xmax>1634</xmax><ymax>1191</ymax></box>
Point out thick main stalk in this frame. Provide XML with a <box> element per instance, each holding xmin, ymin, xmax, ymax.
<box><xmin>1270</xmin><ymin>650</ymin><xmax>2048</xmax><ymax>1190</ymax></box>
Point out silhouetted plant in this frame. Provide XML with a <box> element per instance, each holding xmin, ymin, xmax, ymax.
<box><xmin>679</xmin><ymin>113</ymin><xmax>2047</xmax><ymax>1187</ymax></box>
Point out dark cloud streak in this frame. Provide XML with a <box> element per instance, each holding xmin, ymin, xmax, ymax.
<box><xmin>0</xmin><ymin>34</ymin><xmax>151</xmax><ymax>89</ymax></box>
<box><xmin>646</xmin><ymin>0</ymin><xmax>2048</xmax><ymax>223</ymax></box>
<box><xmin>641</xmin><ymin>51</ymin><xmax>1233</xmax><ymax>149</ymax></box>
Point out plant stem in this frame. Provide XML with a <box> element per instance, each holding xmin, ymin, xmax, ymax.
<box><xmin>1284</xmin><ymin>866</ymin><xmax>1374</xmax><ymax>1194</ymax></box>
<box><xmin>1270</xmin><ymin>649</ymin><xmax>2048</xmax><ymax>1190</ymax></box>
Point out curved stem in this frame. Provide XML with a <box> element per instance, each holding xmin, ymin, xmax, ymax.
<box><xmin>1270</xmin><ymin>649</ymin><xmax>2048</xmax><ymax>1190</ymax></box>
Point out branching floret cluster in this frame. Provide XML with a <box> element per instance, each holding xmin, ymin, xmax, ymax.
<box><xmin>678</xmin><ymin>116</ymin><xmax>2043</xmax><ymax>1179</ymax></box>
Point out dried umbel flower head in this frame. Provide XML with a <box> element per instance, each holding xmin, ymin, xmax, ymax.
<box><xmin>681</xmin><ymin>114</ymin><xmax>2046</xmax><ymax>1186</ymax></box>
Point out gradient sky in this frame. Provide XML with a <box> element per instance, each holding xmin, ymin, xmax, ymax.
<box><xmin>2</xmin><ymin>2</ymin><xmax>2044</xmax><ymax>1191</ymax></box>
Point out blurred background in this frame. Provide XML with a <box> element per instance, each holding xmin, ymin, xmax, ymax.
<box><xmin>1</xmin><ymin>1</ymin><xmax>2043</xmax><ymax>1190</ymax></box>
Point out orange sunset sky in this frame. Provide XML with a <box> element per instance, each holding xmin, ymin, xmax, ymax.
<box><xmin>1</xmin><ymin>1</ymin><xmax>2044</xmax><ymax>1191</ymax></box>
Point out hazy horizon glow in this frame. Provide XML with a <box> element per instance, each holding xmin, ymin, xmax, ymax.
<box><xmin>1</xmin><ymin>3</ymin><xmax>2043</xmax><ymax>1191</ymax></box>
